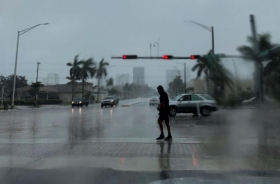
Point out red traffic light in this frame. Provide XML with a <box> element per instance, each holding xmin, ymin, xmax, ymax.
<box><xmin>162</xmin><ymin>55</ymin><xmax>174</xmax><ymax>60</ymax></box>
<box><xmin>190</xmin><ymin>55</ymin><xmax>201</xmax><ymax>60</ymax></box>
<box><xmin>122</xmin><ymin>55</ymin><xmax>137</xmax><ymax>59</ymax></box>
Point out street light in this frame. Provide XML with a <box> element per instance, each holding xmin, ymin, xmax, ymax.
<box><xmin>184</xmin><ymin>21</ymin><xmax>214</xmax><ymax>54</ymax></box>
<box><xmin>11</xmin><ymin>23</ymin><xmax>49</xmax><ymax>108</ymax></box>
<box><xmin>153</xmin><ymin>38</ymin><xmax>160</xmax><ymax>58</ymax></box>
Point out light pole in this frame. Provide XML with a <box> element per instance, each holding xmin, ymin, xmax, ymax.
<box><xmin>11</xmin><ymin>23</ymin><xmax>49</xmax><ymax>108</ymax></box>
<box><xmin>185</xmin><ymin>21</ymin><xmax>214</xmax><ymax>53</ymax></box>
<box><xmin>153</xmin><ymin>38</ymin><xmax>160</xmax><ymax>58</ymax></box>
<box><xmin>150</xmin><ymin>44</ymin><xmax>152</xmax><ymax>60</ymax></box>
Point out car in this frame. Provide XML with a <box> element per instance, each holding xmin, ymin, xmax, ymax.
<box><xmin>101</xmin><ymin>96</ymin><xmax>119</xmax><ymax>108</ymax></box>
<box><xmin>72</xmin><ymin>97</ymin><xmax>89</xmax><ymax>107</ymax></box>
<box><xmin>242</xmin><ymin>97</ymin><xmax>257</xmax><ymax>105</ymax></box>
<box><xmin>169</xmin><ymin>94</ymin><xmax>218</xmax><ymax>117</ymax></box>
<box><xmin>149</xmin><ymin>96</ymin><xmax>159</xmax><ymax>106</ymax></box>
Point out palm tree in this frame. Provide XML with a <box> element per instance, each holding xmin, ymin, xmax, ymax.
<box><xmin>28</xmin><ymin>82</ymin><xmax>44</xmax><ymax>106</ymax></box>
<box><xmin>79</xmin><ymin>58</ymin><xmax>96</xmax><ymax>96</ymax></box>
<box><xmin>106</xmin><ymin>77</ymin><xmax>114</xmax><ymax>87</ymax></box>
<box><xmin>237</xmin><ymin>33</ymin><xmax>277</xmax><ymax>99</ymax></box>
<box><xmin>67</xmin><ymin>55</ymin><xmax>81</xmax><ymax>101</ymax></box>
<box><xmin>192</xmin><ymin>51</ymin><xmax>233</xmax><ymax>99</ymax></box>
<box><xmin>96</xmin><ymin>59</ymin><xmax>109</xmax><ymax>102</ymax></box>
<box><xmin>192</xmin><ymin>53</ymin><xmax>212</xmax><ymax>93</ymax></box>
<box><xmin>237</xmin><ymin>33</ymin><xmax>273</xmax><ymax>61</ymax></box>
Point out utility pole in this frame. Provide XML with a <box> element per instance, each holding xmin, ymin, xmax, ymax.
<box><xmin>250</xmin><ymin>15</ymin><xmax>262</xmax><ymax>101</ymax></box>
<box><xmin>35</xmin><ymin>62</ymin><xmax>41</xmax><ymax>106</ymax></box>
<box><xmin>211</xmin><ymin>26</ymin><xmax>214</xmax><ymax>54</ymax></box>
<box><xmin>1</xmin><ymin>86</ymin><xmax>5</xmax><ymax>107</ymax></box>
<box><xmin>36</xmin><ymin>62</ymin><xmax>41</xmax><ymax>82</ymax></box>
<box><xmin>184</xmin><ymin>63</ymin><xmax>186</xmax><ymax>93</ymax></box>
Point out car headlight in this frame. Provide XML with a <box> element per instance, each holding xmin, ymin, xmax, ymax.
<box><xmin>79</xmin><ymin>101</ymin><xmax>82</xmax><ymax>103</ymax></box>
<box><xmin>72</xmin><ymin>101</ymin><xmax>74</xmax><ymax>104</ymax></box>
<box><xmin>111</xmin><ymin>100</ymin><xmax>114</xmax><ymax>102</ymax></box>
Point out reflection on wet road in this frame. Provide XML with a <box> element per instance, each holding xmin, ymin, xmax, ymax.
<box><xmin>0</xmin><ymin>99</ymin><xmax>280</xmax><ymax>183</ymax></box>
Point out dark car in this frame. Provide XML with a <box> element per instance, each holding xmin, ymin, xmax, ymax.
<box><xmin>72</xmin><ymin>97</ymin><xmax>89</xmax><ymax>107</ymax></box>
<box><xmin>101</xmin><ymin>96</ymin><xmax>119</xmax><ymax>108</ymax></box>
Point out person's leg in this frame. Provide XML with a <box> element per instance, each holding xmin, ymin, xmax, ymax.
<box><xmin>165</xmin><ymin>115</ymin><xmax>171</xmax><ymax>136</ymax></box>
<box><xmin>158</xmin><ymin>119</ymin><xmax>164</xmax><ymax>135</ymax></box>
<box><xmin>157</xmin><ymin>116</ymin><xmax>165</xmax><ymax>140</ymax></box>
<box><xmin>164</xmin><ymin>115</ymin><xmax>172</xmax><ymax>141</ymax></box>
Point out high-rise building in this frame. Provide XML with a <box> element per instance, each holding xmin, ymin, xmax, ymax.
<box><xmin>166</xmin><ymin>69</ymin><xmax>183</xmax><ymax>86</ymax></box>
<box><xmin>133</xmin><ymin>67</ymin><xmax>145</xmax><ymax>85</ymax></box>
<box><xmin>116</xmin><ymin>74</ymin><xmax>129</xmax><ymax>86</ymax></box>
<box><xmin>47</xmin><ymin>73</ymin><xmax>59</xmax><ymax>85</ymax></box>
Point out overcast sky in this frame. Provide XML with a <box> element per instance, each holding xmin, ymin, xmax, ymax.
<box><xmin>1</xmin><ymin>0</ymin><xmax>280</xmax><ymax>88</ymax></box>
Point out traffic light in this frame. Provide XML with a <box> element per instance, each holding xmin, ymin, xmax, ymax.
<box><xmin>190</xmin><ymin>55</ymin><xmax>201</xmax><ymax>60</ymax></box>
<box><xmin>122</xmin><ymin>55</ymin><xmax>137</xmax><ymax>59</ymax></box>
<box><xmin>162</xmin><ymin>55</ymin><xmax>174</xmax><ymax>60</ymax></box>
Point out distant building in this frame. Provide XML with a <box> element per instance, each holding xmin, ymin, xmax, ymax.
<box><xmin>116</xmin><ymin>74</ymin><xmax>129</xmax><ymax>86</ymax></box>
<box><xmin>166</xmin><ymin>69</ymin><xmax>183</xmax><ymax>87</ymax></box>
<box><xmin>133</xmin><ymin>67</ymin><xmax>145</xmax><ymax>85</ymax></box>
<box><xmin>186</xmin><ymin>78</ymin><xmax>207</xmax><ymax>94</ymax></box>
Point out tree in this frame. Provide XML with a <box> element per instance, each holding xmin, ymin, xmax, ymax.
<box><xmin>106</xmin><ymin>77</ymin><xmax>114</xmax><ymax>87</ymax></box>
<box><xmin>167</xmin><ymin>76</ymin><xmax>185</xmax><ymax>97</ymax></box>
<box><xmin>0</xmin><ymin>75</ymin><xmax>28</xmax><ymax>99</ymax></box>
<box><xmin>192</xmin><ymin>51</ymin><xmax>233</xmax><ymax>99</ymax></box>
<box><xmin>108</xmin><ymin>87</ymin><xmax>121</xmax><ymax>96</ymax></box>
<box><xmin>79</xmin><ymin>58</ymin><xmax>96</xmax><ymax>96</ymax></box>
<box><xmin>209</xmin><ymin>61</ymin><xmax>233</xmax><ymax>100</ymax></box>
<box><xmin>96</xmin><ymin>59</ymin><xmax>109</xmax><ymax>102</ymax></box>
<box><xmin>28</xmin><ymin>82</ymin><xmax>44</xmax><ymax>106</ymax></box>
<box><xmin>191</xmin><ymin>51</ymin><xmax>215</xmax><ymax>94</ymax></box>
<box><xmin>237</xmin><ymin>33</ymin><xmax>280</xmax><ymax>100</ymax></box>
<box><xmin>67</xmin><ymin>55</ymin><xmax>81</xmax><ymax>101</ymax></box>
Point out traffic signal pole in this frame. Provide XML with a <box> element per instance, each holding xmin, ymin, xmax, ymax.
<box><xmin>211</xmin><ymin>26</ymin><xmax>215</xmax><ymax>54</ymax></box>
<box><xmin>250</xmin><ymin>15</ymin><xmax>262</xmax><ymax>102</ymax></box>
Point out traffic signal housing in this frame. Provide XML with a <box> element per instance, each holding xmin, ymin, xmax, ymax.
<box><xmin>162</xmin><ymin>55</ymin><xmax>174</xmax><ymax>60</ymax></box>
<box><xmin>190</xmin><ymin>55</ymin><xmax>201</xmax><ymax>60</ymax></box>
<box><xmin>122</xmin><ymin>55</ymin><xmax>137</xmax><ymax>59</ymax></box>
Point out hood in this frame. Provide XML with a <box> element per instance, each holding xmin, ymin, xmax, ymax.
<box><xmin>169</xmin><ymin>100</ymin><xmax>177</xmax><ymax>105</ymax></box>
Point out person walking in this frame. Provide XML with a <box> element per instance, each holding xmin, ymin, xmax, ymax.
<box><xmin>156</xmin><ymin>85</ymin><xmax>172</xmax><ymax>141</ymax></box>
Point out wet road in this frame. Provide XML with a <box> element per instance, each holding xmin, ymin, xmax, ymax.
<box><xmin>0</xmin><ymin>99</ymin><xmax>280</xmax><ymax>183</ymax></box>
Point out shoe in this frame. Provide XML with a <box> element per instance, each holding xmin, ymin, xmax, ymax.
<box><xmin>156</xmin><ymin>134</ymin><xmax>165</xmax><ymax>140</ymax></box>
<box><xmin>164</xmin><ymin>135</ymin><xmax>172</xmax><ymax>142</ymax></box>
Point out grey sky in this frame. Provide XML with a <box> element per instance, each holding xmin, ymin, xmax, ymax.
<box><xmin>1</xmin><ymin>0</ymin><xmax>280</xmax><ymax>88</ymax></box>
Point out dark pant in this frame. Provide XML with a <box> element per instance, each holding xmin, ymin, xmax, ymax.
<box><xmin>158</xmin><ymin>111</ymin><xmax>169</xmax><ymax>125</ymax></box>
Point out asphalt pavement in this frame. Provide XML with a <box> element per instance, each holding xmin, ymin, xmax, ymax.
<box><xmin>0</xmin><ymin>98</ymin><xmax>280</xmax><ymax>184</ymax></box>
